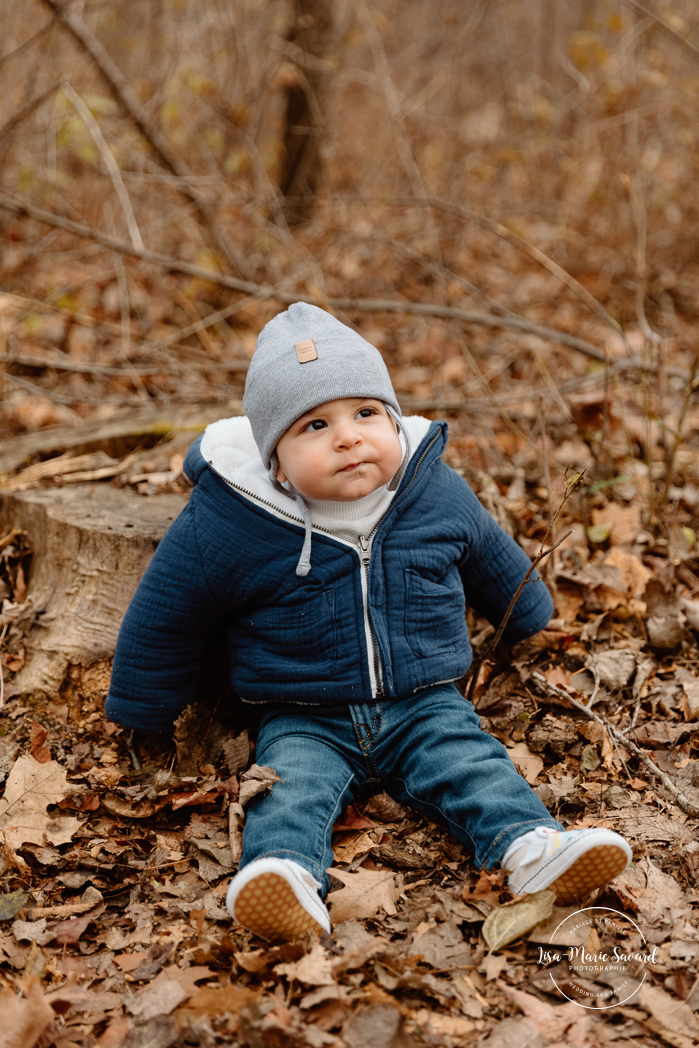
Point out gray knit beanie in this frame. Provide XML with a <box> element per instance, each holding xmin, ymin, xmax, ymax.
<box><xmin>243</xmin><ymin>302</ymin><xmax>409</xmax><ymax>576</ymax></box>
<box><xmin>244</xmin><ymin>302</ymin><xmax>401</xmax><ymax>468</ymax></box>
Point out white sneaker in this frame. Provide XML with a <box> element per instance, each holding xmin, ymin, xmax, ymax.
<box><xmin>226</xmin><ymin>858</ymin><xmax>331</xmax><ymax>941</ymax></box>
<box><xmin>503</xmin><ymin>827</ymin><xmax>632</xmax><ymax>902</ymax></box>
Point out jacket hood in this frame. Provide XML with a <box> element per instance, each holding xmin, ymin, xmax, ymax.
<box><xmin>184</xmin><ymin>413</ymin><xmax>435</xmax><ymax>525</ymax></box>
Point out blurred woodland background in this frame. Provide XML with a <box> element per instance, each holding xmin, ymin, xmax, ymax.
<box><xmin>2</xmin><ymin>3</ymin><xmax>699</xmax><ymax>1047</ymax></box>
<box><xmin>2</xmin><ymin>0</ymin><xmax>699</xmax><ymax>493</ymax></box>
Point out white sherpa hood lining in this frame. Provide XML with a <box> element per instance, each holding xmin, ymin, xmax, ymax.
<box><xmin>200</xmin><ymin>413</ymin><xmax>433</xmax><ymax>528</ymax></box>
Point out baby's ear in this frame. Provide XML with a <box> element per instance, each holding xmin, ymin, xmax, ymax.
<box><xmin>276</xmin><ymin>464</ymin><xmax>287</xmax><ymax>483</ymax></box>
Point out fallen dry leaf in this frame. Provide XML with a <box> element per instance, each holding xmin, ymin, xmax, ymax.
<box><xmin>410</xmin><ymin>919</ymin><xmax>472</xmax><ymax>968</ymax></box>
<box><xmin>414</xmin><ymin>1009</ymin><xmax>475</xmax><ymax>1040</ymax></box>
<box><xmin>0</xmin><ymin>755</ymin><xmax>81</xmax><ymax>870</ymax></box>
<box><xmin>239</xmin><ymin>764</ymin><xmax>282</xmax><ymax>807</ymax></box>
<box><xmin>0</xmin><ymin>976</ymin><xmax>55</xmax><ymax>1048</ymax></box>
<box><xmin>0</xmin><ymin>889</ymin><xmax>29</xmax><ymax>921</ymax></box>
<box><xmin>28</xmin><ymin>721</ymin><xmax>51</xmax><ymax>764</ymax></box>
<box><xmin>591</xmin><ymin>503</ymin><xmax>640</xmax><ymax>545</ymax></box>
<box><xmin>500</xmin><ymin>982</ymin><xmax>581</xmax><ymax>1038</ymax></box>
<box><xmin>614</xmin><ymin>857</ymin><xmax>691</xmax><ymax>930</ymax></box>
<box><xmin>175</xmin><ymin>984</ymin><xmax>257</xmax><ymax>1023</ymax></box>
<box><xmin>222</xmin><ymin>731</ymin><xmax>250</xmax><ymax>776</ymax></box>
<box><xmin>343</xmin><ymin>1002</ymin><xmax>412</xmax><ymax>1048</ymax></box>
<box><xmin>332</xmin><ymin>804</ymin><xmax>376</xmax><ymax>831</ymax></box>
<box><xmin>639</xmin><ymin>983</ymin><xmax>699</xmax><ymax>1040</ymax></box>
<box><xmin>128</xmin><ymin>980</ymin><xmax>190</xmax><ymax>1020</ymax></box>
<box><xmin>603</xmin><ymin>547</ymin><xmax>652</xmax><ymax>598</ymax></box>
<box><xmin>482</xmin><ymin>890</ymin><xmax>555</xmax><ymax>952</ymax></box>
<box><xmin>332</xmin><ymin>831</ymin><xmax>377</xmax><ymax>863</ymax></box>
<box><xmin>327</xmin><ymin>867</ymin><xmax>403</xmax><ymax>923</ymax></box>
<box><xmin>275</xmin><ymin>943</ymin><xmax>334</xmax><ymax>986</ymax></box>
<box><xmin>507</xmin><ymin>742</ymin><xmax>544</xmax><ymax>784</ymax></box>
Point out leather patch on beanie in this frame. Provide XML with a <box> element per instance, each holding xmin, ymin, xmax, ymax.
<box><xmin>294</xmin><ymin>339</ymin><xmax>318</xmax><ymax>363</ymax></box>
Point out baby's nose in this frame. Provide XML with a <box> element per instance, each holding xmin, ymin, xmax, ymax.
<box><xmin>335</xmin><ymin>422</ymin><xmax>362</xmax><ymax>446</ymax></box>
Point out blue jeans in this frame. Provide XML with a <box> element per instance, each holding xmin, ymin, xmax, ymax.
<box><xmin>240</xmin><ymin>683</ymin><xmax>562</xmax><ymax>896</ymax></box>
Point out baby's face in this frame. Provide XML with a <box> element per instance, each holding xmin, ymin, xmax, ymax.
<box><xmin>275</xmin><ymin>397</ymin><xmax>403</xmax><ymax>501</ymax></box>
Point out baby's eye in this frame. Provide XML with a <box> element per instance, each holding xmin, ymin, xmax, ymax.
<box><xmin>304</xmin><ymin>418</ymin><xmax>327</xmax><ymax>431</ymax></box>
<box><xmin>356</xmin><ymin>408</ymin><xmax>375</xmax><ymax>419</ymax></box>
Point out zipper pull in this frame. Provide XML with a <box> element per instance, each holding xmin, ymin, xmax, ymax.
<box><xmin>358</xmin><ymin>534</ymin><xmax>371</xmax><ymax>565</ymax></box>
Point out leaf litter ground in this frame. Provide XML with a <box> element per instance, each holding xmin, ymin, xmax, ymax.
<box><xmin>1</xmin><ymin>471</ymin><xmax>699</xmax><ymax>1048</ymax></box>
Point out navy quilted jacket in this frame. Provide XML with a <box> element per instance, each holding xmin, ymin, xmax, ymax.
<box><xmin>105</xmin><ymin>418</ymin><xmax>553</xmax><ymax>732</ymax></box>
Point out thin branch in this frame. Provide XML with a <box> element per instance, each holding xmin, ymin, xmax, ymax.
<box><xmin>616</xmin><ymin>0</ymin><xmax>699</xmax><ymax>65</ymax></box>
<box><xmin>303</xmin><ymin>194</ymin><xmax>629</xmax><ymax>346</ymax></box>
<box><xmin>338</xmin><ymin>226</ymin><xmax>521</xmax><ymax>320</ymax></box>
<box><xmin>350</xmin><ymin>0</ymin><xmax>428</xmax><ymax>197</ymax></box>
<box><xmin>41</xmin><ymin>0</ymin><xmax>251</xmax><ymax>279</ymax></box>
<box><xmin>62</xmin><ymin>83</ymin><xmax>143</xmax><ymax>251</ymax></box>
<box><xmin>0</xmin><ymin>368</ymin><xmax>104</xmax><ymax>407</ymax></box>
<box><xmin>458</xmin><ymin>339</ymin><xmax>541</xmax><ymax>458</ymax></box>
<box><xmin>531</xmin><ymin>672</ymin><xmax>699</xmax><ymax>817</ymax></box>
<box><xmin>467</xmin><ymin>472</ymin><xmax>585</xmax><ymax>705</ymax></box>
<box><xmin>0</xmin><ymin>4</ymin><xmax>65</xmax><ymax>71</ymax></box>
<box><xmin>0</xmin><ymin>351</ymin><xmax>248</xmax><ymax>377</ymax></box>
<box><xmin>0</xmin><ymin>81</ymin><xmax>63</xmax><ymax>145</ymax></box>
<box><xmin>42</xmin><ymin>0</ymin><xmax>187</xmax><ymax>181</ymax></box>
<box><xmin>0</xmin><ymin>191</ymin><xmax>617</xmax><ymax>363</ymax></box>
<box><xmin>659</xmin><ymin>351</ymin><xmax>699</xmax><ymax>514</ymax></box>
<box><xmin>466</xmin><ymin>533</ymin><xmax>570</xmax><ymax>706</ymax></box>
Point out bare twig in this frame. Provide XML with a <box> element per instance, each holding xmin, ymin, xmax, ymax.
<box><xmin>0</xmin><ymin>82</ymin><xmax>63</xmax><ymax>146</ymax></box>
<box><xmin>0</xmin><ymin>622</ymin><xmax>7</xmax><ymax>708</ymax></box>
<box><xmin>338</xmin><ymin>226</ymin><xmax>521</xmax><ymax>320</ymax></box>
<box><xmin>602</xmin><ymin>712</ymin><xmax>632</xmax><ymax>781</ymax></box>
<box><xmin>300</xmin><ymin>194</ymin><xmax>629</xmax><ymax>347</ymax></box>
<box><xmin>458</xmin><ymin>339</ymin><xmax>541</xmax><ymax>459</ymax></box>
<box><xmin>616</xmin><ymin>0</ymin><xmax>699</xmax><ymax>65</ymax></box>
<box><xmin>659</xmin><ymin>351</ymin><xmax>699</xmax><ymax>515</ymax></box>
<box><xmin>41</xmin><ymin>0</ymin><xmax>251</xmax><ymax>278</ymax></box>
<box><xmin>467</xmin><ymin>472</ymin><xmax>585</xmax><ymax>705</ymax></box>
<box><xmin>42</xmin><ymin>0</ymin><xmax>188</xmax><ymax>182</ymax></box>
<box><xmin>63</xmin><ymin>83</ymin><xmax>143</xmax><ymax>251</ymax></box>
<box><xmin>0</xmin><ymin>6</ymin><xmax>64</xmax><ymax>71</ymax></box>
<box><xmin>350</xmin><ymin>0</ymin><xmax>428</xmax><ymax>197</ymax></box>
<box><xmin>126</xmin><ymin>730</ymin><xmax>142</xmax><ymax>771</ymax></box>
<box><xmin>531</xmin><ymin>672</ymin><xmax>699</xmax><ymax>816</ymax></box>
<box><xmin>466</xmin><ymin>532</ymin><xmax>570</xmax><ymax>707</ymax></box>
<box><xmin>0</xmin><ymin>368</ymin><xmax>102</xmax><ymax>407</ymax></box>
<box><xmin>0</xmin><ymin>190</ymin><xmax>619</xmax><ymax>362</ymax></box>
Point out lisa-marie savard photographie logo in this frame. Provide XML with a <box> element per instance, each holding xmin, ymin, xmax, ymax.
<box><xmin>536</xmin><ymin>906</ymin><xmax>657</xmax><ymax>1009</ymax></box>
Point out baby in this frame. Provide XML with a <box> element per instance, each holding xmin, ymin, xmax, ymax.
<box><xmin>106</xmin><ymin>303</ymin><xmax>631</xmax><ymax>941</ymax></box>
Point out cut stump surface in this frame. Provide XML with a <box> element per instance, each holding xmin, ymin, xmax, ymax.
<box><xmin>0</xmin><ymin>484</ymin><xmax>187</xmax><ymax>699</ymax></box>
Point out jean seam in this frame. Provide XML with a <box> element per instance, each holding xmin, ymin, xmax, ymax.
<box><xmin>351</xmin><ymin>704</ymin><xmax>382</xmax><ymax>781</ymax></box>
<box><xmin>366</xmin><ymin>702</ymin><xmax>382</xmax><ymax>780</ymax></box>
<box><xmin>394</xmin><ymin>778</ymin><xmax>478</xmax><ymax>862</ymax></box>
<box><xmin>321</xmin><ymin>772</ymin><xmax>355</xmax><ymax>867</ymax></box>
<box><xmin>393</xmin><ymin>780</ymin><xmax>559</xmax><ymax>869</ymax></box>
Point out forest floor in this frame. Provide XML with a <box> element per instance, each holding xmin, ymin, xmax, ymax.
<box><xmin>2</xmin><ymin>133</ymin><xmax>699</xmax><ymax>1044</ymax></box>
<box><xmin>1</xmin><ymin>340</ymin><xmax>699</xmax><ymax>1047</ymax></box>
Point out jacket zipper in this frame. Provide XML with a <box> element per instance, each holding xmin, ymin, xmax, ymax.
<box><xmin>358</xmin><ymin>533</ymin><xmax>383</xmax><ymax>697</ymax></box>
<box><xmin>207</xmin><ymin>430</ymin><xmax>440</xmax><ymax>699</ymax></box>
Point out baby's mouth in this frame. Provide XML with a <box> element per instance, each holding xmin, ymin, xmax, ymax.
<box><xmin>339</xmin><ymin>461</ymin><xmax>366</xmax><ymax>473</ymax></box>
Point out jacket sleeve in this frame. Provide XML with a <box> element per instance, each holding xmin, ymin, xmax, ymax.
<box><xmin>105</xmin><ymin>501</ymin><xmax>223</xmax><ymax>732</ymax></box>
<box><xmin>456</xmin><ymin>475</ymin><xmax>554</xmax><ymax>643</ymax></box>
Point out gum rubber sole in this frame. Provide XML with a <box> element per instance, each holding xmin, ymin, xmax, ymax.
<box><xmin>550</xmin><ymin>844</ymin><xmax>630</xmax><ymax>903</ymax></box>
<box><xmin>233</xmin><ymin>872</ymin><xmax>325</xmax><ymax>941</ymax></box>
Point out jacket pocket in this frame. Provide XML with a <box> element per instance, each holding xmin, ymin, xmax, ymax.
<box><xmin>250</xmin><ymin>591</ymin><xmax>337</xmax><ymax>682</ymax></box>
<box><xmin>405</xmin><ymin>568</ymin><xmax>466</xmax><ymax>659</ymax></box>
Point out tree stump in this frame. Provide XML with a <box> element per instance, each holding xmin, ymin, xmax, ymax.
<box><xmin>0</xmin><ymin>484</ymin><xmax>188</xmax><ymax>701</ymax></box>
